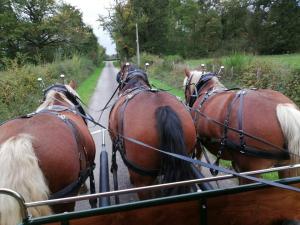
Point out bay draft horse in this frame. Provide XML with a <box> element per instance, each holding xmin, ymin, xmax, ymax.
<box><xmin>0</xmin><ymin>81</ymin><xmax>96</xmax><ymax>225</ymax></box>
<box><xmin>184</xmin><ymin>68</ymin><xmax>300</xmax><ymax>183</ymax></box>
<box><xmin>109</xmin><ymin>64</ymin><xmax>210</xmax><ymax>200</ymax></box>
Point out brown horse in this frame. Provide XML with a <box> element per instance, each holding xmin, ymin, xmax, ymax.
<box><xmin>184</xmin><ymin>68</ymin><xmax>300</xmax><ymax>183</ymax></box>
<box><xmin>0</xmin><ymin>81</ymin><xmax>96</xmax><ymax>225</ymax></box>
<box><xmin>109</xmin><ymin>64</ymin><xmax>199</xmax><ymax>200</ymax></box>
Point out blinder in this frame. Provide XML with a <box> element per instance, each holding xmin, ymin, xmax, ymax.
<box><xmin>116</xmin><ymin>72</ymin><xmax>121</xmax><ymax>83</ymax></box>
<box><xmin>118</xmin><ymin>65</ymin><xmax>150</xmax><ymax>89</ymax></box>
<box><xmin>187</xmin><ymin>72</ymin><xmax>216</xmax><ymax>107</ymax></box>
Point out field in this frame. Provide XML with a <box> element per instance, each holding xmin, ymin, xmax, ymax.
<box><xmin>186</xmin><ymin>53</ymin><xmax>300</xmax><ymax>70</ymax></box>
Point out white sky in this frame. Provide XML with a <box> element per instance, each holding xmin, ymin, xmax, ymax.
<box><xmin>59</xmin><ymin>0</ymin><xmax>116</xmax><ymax>55</ymax></box>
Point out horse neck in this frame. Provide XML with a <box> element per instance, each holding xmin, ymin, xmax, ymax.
<box><xmin>120</xmin><ymin>78</ymin><xmax>149</xmax><ymax>93</ymax></box>
<box><xmin>198</xmin><ymin>78</ymin><xmax>224</xmax><ymax>95</ymax></box>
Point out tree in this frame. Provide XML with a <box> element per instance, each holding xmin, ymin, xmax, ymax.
<box><xmin>249</xmin><ymin>0</ymin><xmax>300</xmax><ymax>54</ymax></box>
<box><xmin>0</xmin><ymin>0</ymin><xmax>105</xmax><ymax>66</ymax></box>
<box><xmin>220</xmin><ymin>0</ymin><xmax>251</xmax><ymax>53</ymax></box>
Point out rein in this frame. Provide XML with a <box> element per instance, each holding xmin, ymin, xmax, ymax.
<box><xmin>185</xmin><ymin>73</ymin><xmax>290</xmax><ymax>162</ymax></box>
<box><xmin>190</xmin><ymin>106</ymin><xmax>290</xmax><ymax>154</ymax></box>
<box><xmin>57</xmin><ymin>98</ymin><xmax>300</xmax><ymax>193</ymax></box>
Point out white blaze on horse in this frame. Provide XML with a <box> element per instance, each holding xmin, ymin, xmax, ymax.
<box><xmin>184</xmin><ymin>68</ymin><xmax>300</xmax><ymax>183</ymax></box>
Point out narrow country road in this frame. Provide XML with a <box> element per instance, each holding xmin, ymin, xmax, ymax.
<box><xmin>75</xmin><ymin>61</ymin><xmax>138</xmax><ymax>211</ymax></box>
<box><xmin>75</xmin><ymin>61</ymin><xmax>237</xmax><ymax>211</ymax></box>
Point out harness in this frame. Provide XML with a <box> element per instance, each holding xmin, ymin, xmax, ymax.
<box><xmin>186</xmin><ymin>72</ymin><xmax>216</xmax><ymax>107</ymax></box>
<box><xmin>111</xmin><ymin>87</ymin><xmax>160</xmax><ymax>177</ymax></box>
<box><xmin>43</xmin><ymin>84</ymin><xmax>88</xmax><ymax>124</ymax></box>
<box><xmin>189</xmin><ymin>74</ymin><xmax>290</xmax><ymax>174</ymax></box>
<box><xmin>118</xmin><ymin>67</ymin><xmax>151</xmax><ymax>90</ymax></box>
<box><xmin>21</xmin><ymin>108</ymin><xmax>95</xmax><ymax>199</ymax></box>
<box><xmin>1</xmin><ymin>84</ymin><xmax>97</xmax><ymax>203</ymax></box>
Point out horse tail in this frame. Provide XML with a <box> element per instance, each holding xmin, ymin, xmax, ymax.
<box><xmin>277</xmin><ymin>104</ymin><xmax>300</xmax><ymax>176</ymax></box>
<box><xmin>0</xmin><ymin>134</ymin><xmax>51</xmax><ymax>225</ymax></box>
<box><xmin>155</xmin><ymin>106</ymin><xmax>194</xmax><ymax>196</ymax></box>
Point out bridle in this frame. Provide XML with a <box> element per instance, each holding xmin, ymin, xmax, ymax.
<box><xmin>185</xmin><ymin>72</ymin><xmax>216</xmax><ymax>107</ymax></box>
<box><xmin>117</xmin><ymin>66</ymin><xmax>151</xmax><ymax>91</ymax></box>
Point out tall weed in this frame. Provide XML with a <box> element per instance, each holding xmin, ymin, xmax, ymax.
<box><xmin>0</xmin><ymin>55</ymin><xmax>96</xmax><ymax>121</ymax></box>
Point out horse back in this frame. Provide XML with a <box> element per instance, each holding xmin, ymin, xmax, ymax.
<box><xmin>109</xmin><ymin>91</ymin><xmax>196</xmax><ymax>168</ymax></box>
<box><xmin>0</xmin><ymin>113</ymin><xmax>86</xmax><ymax>193</ymax></box>
<box><xmin>193</xmin><ymin>89</ymin><xmax>295</xmax><ymax>159</ymax></box>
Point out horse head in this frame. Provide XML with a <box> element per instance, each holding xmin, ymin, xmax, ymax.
<box><xmin>184</xmin><ymin>68</ymin><xmax>223</xmax><ymax>107</ymax></box>
<box><xmin>37</xmin><ymin>80</ymin><xmax>87</xmax><ymax>123</ymax></box>
<box><xmin>117</xmin><ymin>63</ymin><xmax>150</xmax><ymax>92</ymax></box>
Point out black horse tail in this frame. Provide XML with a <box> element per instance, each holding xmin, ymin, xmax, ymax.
<box><xmin>155</xmin><ymin>105</ymin><xmax>194</xmax><ymax>196</ymax></box>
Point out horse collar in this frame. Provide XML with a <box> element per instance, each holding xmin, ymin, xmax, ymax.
<box><xmin>195</xmin><ymin>73</ymin><xmax>216</xmax><ymax>93</ymax></box>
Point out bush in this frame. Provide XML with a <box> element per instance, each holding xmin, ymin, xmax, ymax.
<box><xmin>141</xmin><ymin>53</ymin><xmax>300</xmax><ymax>107</ymax></box>
<box><xmin>162</xmin><ymin>55</ymin><xmax>184</xmax><ymax>70</ymax></box>
<box><xmin>0</xmin><ymin>55</ymin><xmax>96</xmax><ymax>121</ymax></box>
<box><xmin>222</xmin><ymin>53</ymin><xmax>253</xmax><ymax>79</ymax></box>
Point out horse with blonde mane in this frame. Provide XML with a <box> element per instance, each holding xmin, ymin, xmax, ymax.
<box><xmin>0</xmin><ymin>81</ymin><xmax>96</xmax><ymax>225</ymax></box>
<box><xmin>184</xmin><ymin>68</ymin><xmax>300</xmax><ymax>183</ymax></box>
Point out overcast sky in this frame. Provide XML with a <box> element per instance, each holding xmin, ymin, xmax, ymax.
<box><xmin>60</xmin><ymin>0</ymin><xmax>116</xmax><ymax>55</ymax></box>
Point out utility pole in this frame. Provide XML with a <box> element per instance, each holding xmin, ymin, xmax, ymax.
<box><xmin>136</xmin><ymin>23</ymin><xmax>140</xmax><ymax>67</ymax></box>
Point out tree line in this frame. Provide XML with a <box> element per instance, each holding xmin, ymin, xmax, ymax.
<box><xmin>100</xmin><ymin>0</ymin><xmax>300</xmax><ymax>59</ymax></box>
<box><xmin>0</xmin><ymin>0</ymin><xmax>105</xmax><ymax>68</ymax></box>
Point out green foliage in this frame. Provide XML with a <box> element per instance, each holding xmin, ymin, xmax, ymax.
<box><xmin>0</xmin><ymin>55</ymin><xmax>97</xmax><ymax>121</ymax></box>
<box><xmin>0</xmin><ymin>0</ymin><xmax>105</xmax><ymax>67</ymax></box>
<box><xmin>249</xmin><ymin>0</ymin><xmax>300</xmax><ymax>54</ymax></box>
<box><xmin>102</xmin><ymin>0</ymin><xmax>300</xmax><ymax>59</ymax></box>
<box><xmin>222</xmin><ymin>54</ymin><xmax>254</xmax><ymax>80</ymax></box>
<box><xmin>77</xmin><ymin>62</ymin><xmax>105</xmax><ymax>104</ymax></box>
<box><xmin>149</xmin><ymin>78</ymin><xmax>184</xmax><ymax>99</ymax></box>
<box><xmin>162</xmin><ymin>55</ymin><xmax>184</xmax><ymax>70</ymax></box>
<box><xmin>146</xmin><ymin>53</ymin><xmax>300</xmax><ymax>107</ymax></box>
<box><xmin>112</xmin><ymin>61</ymin><xmax>120</xmax><ymax>68</ymax></box>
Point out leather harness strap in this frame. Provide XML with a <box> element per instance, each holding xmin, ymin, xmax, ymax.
<box><xmin>18</xmin><ymin>109</ymin><xmax>94</xmax><ymax>199</ymax></box>
<box><xmin>192</xmin><ymin>75</ymin><xmax>290</xmax><ymax>164</ymax></box>
<box><xmin>113</xmin><ymin>88</ymin><xmax>160</xmax><ymax>177</ymax></box>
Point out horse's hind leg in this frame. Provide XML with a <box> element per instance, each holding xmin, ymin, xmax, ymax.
<box><xmin>232</xmin><ymin>158</ymin><xmax>275</xmax><ymax>185</ymax></box>
<box><xmin>128</xmin><ymin>170</ymin><xmax>156</xmax><ymax>200</ymax></box>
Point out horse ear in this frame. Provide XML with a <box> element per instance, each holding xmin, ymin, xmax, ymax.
<box><xmin>69</xmin><ymin>80</ymin><xmax>77</xmax><ymax>90</ymax></box>
<box><xmin>184</xmin><ymin>68</ymin><xmax>191</xmax><ymax>78</ymax></box>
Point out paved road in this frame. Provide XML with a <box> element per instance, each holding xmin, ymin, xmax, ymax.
<box><xmin>75</xmin><ymin>61</ymin><xmax>237</xmax><ymax>211</ymax></box>
<box><xmin>75</xmin><ymin>61</ymin><xmax>138</xmax><ymax>211</ymax></box>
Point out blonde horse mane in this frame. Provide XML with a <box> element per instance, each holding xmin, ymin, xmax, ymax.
<box><xmin>184</xmin><ymin>70</ymin><xmax>225</xmax><ymax>94</ymax></box>
<box><xmin>36</xmin><ymin>84</ymin><xmax>78</xmax><ymax>112</ymax></box>
<box><xmin>0</xmin><ymin>134</ymin><xmax>52</xmax><ymax>225</ymax></box>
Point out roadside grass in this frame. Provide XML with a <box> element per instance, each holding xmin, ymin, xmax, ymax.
<box><xmin>149</xmin><ymin>77</ymin><xmax>184</xmax><ymax>99</ymax></box>
<box><xmin>258</xmin><ymin>53</ymin><xmax>300</xmax><ymax>69</ymax></box>
<box><xmin>185</xmin><ymin>53</ymin><xmax>300</xmax><ymax>70</ymax></box>
<box><xmin>112</xmin><ymin>60</ymin><xmax>120</xmax><ymax>68</ymax></box>
<box><xmin>77</xmin><ymin>62</ymin><xmax>104</xmax><ymax>104</ymax></box>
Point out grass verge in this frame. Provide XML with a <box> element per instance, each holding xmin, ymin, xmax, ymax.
<box><xmin>77</xmin><ymin>62</ymin><xmax>105</xmax><ymax>104</ymax></box>
<box><xmin>149</xmin><ymin>77</ymin><xmax>184</xmax><ymax>99</ymax></box>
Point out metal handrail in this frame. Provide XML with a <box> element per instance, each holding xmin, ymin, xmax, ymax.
<box><xmin>0</xmin><ymin>188</ymin><xmax>29</xmax><ymax>222</ymax></box>
<box><xmin>24</xmin><ymin>163</ymin><xmax>300</xmax><ymax>208</ymax></box>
